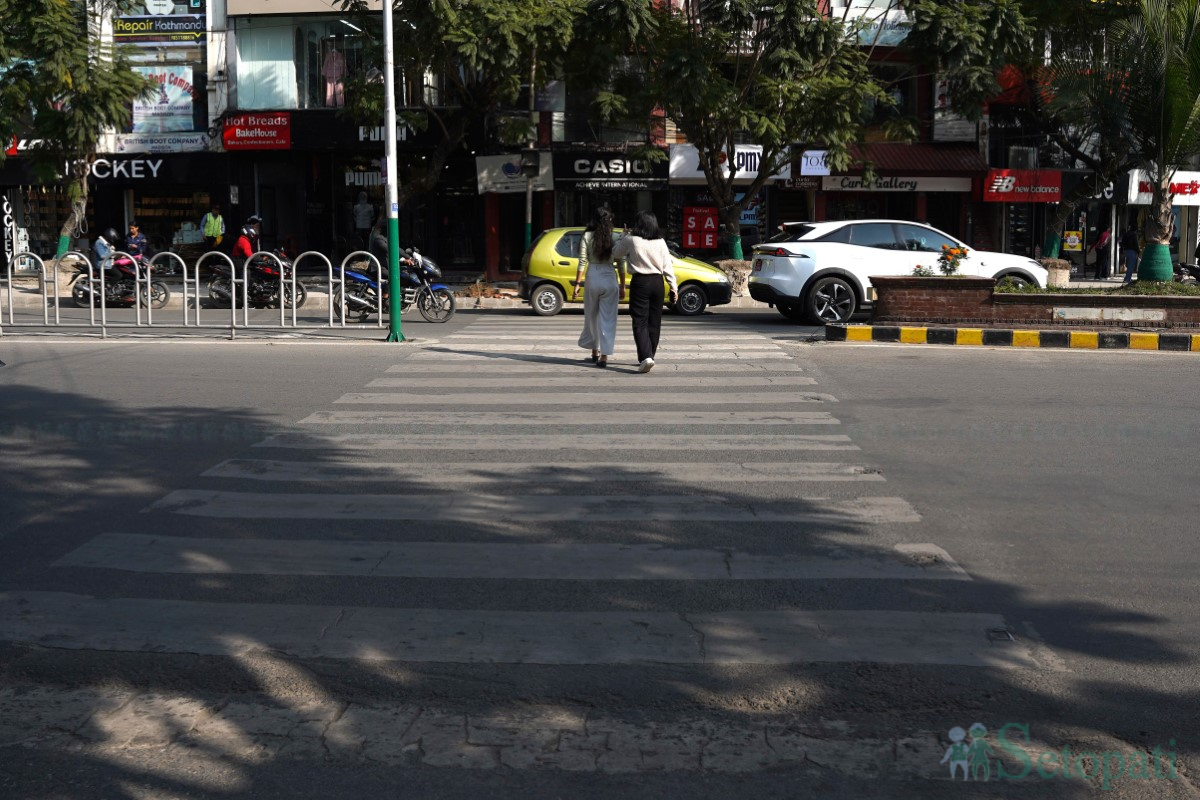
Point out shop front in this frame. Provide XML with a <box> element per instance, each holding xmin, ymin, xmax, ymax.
<box><xmin>667</xmin><ymin>144</ymin><xmax>784</xmax><ymax>259</ymax></box>
<box><xmin>1121</xmin><ymin>169</ymin><xmax>1200</xmax><ymax>270</ymax></box>
<box><xmin>819</xmin><ymin>143</ymin><xmax>988</xmax><ymax>246</ymax></box>
<box><xmin>981</xmin><ymin>168</ymin><xmax>1062</xmax><ymax>260</ymax></box>
<box><xmin>476</xmin><ymin>153</ymin><xmax>554</xmax><ymax>279</ymax></box>
<box><xmin>553</xmin><ymin>150</ymin><xmax>669</xmax><ymax>233</ymax></box>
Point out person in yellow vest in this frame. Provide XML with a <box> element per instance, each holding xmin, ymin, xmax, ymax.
<box><xmin>202</xmin><ymin>202</ymin><xmax>226</xmax><ymax>251</ymax></box>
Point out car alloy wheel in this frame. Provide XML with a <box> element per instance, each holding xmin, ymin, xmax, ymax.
<box><xmin>806</xmin><ymin>276</ymin><xmax>857</xmax><ymax>324</ymax></box>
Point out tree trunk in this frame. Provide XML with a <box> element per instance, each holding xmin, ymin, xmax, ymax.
<box><xmin>1139</xmin><ymin>180</ymin><xmax>1175</xmax><ymax>281</ymax></box>
<box><xmin>721</xmin><ymin>209</ymin><xmax>743</xmax><ymax>261</ymax></box>
<box><xmin>51</xmin><ymin>168</ymin><xmax>89</xmax><ymax>275</ymax></box>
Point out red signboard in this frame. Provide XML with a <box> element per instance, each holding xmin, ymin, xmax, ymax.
<box><xmin>223</xmin><ymin>113</ymin><xmax>291</xmax><ymax>151</ymax></box>
<box><xmin>983</xmin><ymin>169</ymin><xmax>1062</xmax><ymax>202</ymax></box>
<box><xmin>682</xmin><ymin>206</ymin><xmax>719</xmax><ymax>249</ymax></box>
<box><xmin>5</xmin><ymin>136</ymin><xmax>16</xmax><ymax>157</ymax></box>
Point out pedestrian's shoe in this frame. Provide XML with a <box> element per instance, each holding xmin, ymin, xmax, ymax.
<box><xmin>639</xmin><ymin>358</ymin><xmax>655</xmax><ymax>373</ymax></box>
<box><xmin>591</xmin><ymin>350</ymin><xmax>600</xmax><ymax>363</ymax></box>
<box><xmin>597</xmin><ymin>356</ymin><xmax>608</xmax><ymax>368</ymax></box>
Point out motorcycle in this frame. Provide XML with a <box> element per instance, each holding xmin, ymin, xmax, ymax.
<box><xmin>333</xmin><ymin>248</ymin><xmax>455</xmax><ymax>323</ymax></box>
<box><xmin>1174</xmin><ymin>261</ymin><xmax>1199</xmax><ymax>284</ymax></box>
<box><xmin>207</xmin><ymin>248</ymin><xmax>308</xmax><ymax>309</ymax></box>
<box><xmin>69</xmin><ymin>252</ymin><xmax>170</xmax><ymax>309</ymax></box>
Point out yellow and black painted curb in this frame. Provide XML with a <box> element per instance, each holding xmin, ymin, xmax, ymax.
<box><xmin>826</xmin><ymin>324</ymin><xmax>1200</xmax><ymax>352</ymax></box>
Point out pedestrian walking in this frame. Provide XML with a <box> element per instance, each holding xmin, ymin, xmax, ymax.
<box><xmin>612</xmin><ymin>211</ymin><xmax>677</xmax><ymax>373</ymax></box>
<box><xmin>573</xmin><ymin>206</ymin><xmax>625</xmax><ymax>368</ymax></box>
<box><xmin>202</xmin><ymin>203</ymin><xmax>226</xmax><ymax>251</ymax></box>
<box><xmin>1088</xmin><ymin>227</ymin><xmax>1112</xmax><ymax>279</ymax></box>
<box><xmin>1120</xmin><ymin>223</ymin><xmax>1140</xmax><ymax>285</ymax></box>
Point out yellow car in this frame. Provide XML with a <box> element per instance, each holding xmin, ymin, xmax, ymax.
<box><xmin>518</xmin><ymin>227</ymin><xmax>733</xmax><ymax>316</ymax></box>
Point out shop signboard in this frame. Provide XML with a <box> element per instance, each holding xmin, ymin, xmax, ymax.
<box><xmin>800</xmin><ymin>150</ymin><xmax>830</xmax><ymax>176</ymax></box>
<box><xmin>830</xmin><ymin>0</ymin><xmax>911</xmax><ymax>45</ymax></box>
<box><xmin>822</xmin><ymin>175</ymin><xmax>971</xmax><ymax>192</ymax></box>
<box><xmin>476</xmin><ymin>154</ymin><xmax>554</xmax><ymax>194</ymax></box>
<box><xmin>115</xmin><ymin>132</ymin><xmax>210</xmax><ymax>154</ymax></box>
<box><xmin>133</xmin><ymin>66</ymin><xmax>195</xmax><ymax>133</ymax></box>
<box><xmin>223</xmin><ymin>113</ymin><xmax>291</xmax><ymax>151</ymax></box>
<box><xmin>1125</xmin><ymin>169</ymin><xmax>1200</xmax><ymax>206</ymax></box>
<box><xmin>982</xmin><ymin>169</ymin><xmax>1062</xmax><ymax>202</ymax></box>
<box><xmin>1063</xmin><ymin>231</ymin><xmax>1083</xmax><ymax>252</ymax></box>
<box><xmin>682</xmin><ymin>206</ymin><xmax>719</xmax><ymax>250</ymax></box>
<box><xmin>933</xmin><ymin>75</ymin><xmax>976</xmax><ymax>143</ymax></box>
<box><xmin>553</xmin><ymin>152</ymin><xmax>667</xmax><ymax>191</ymax></box>
<box><xmin>670</xmin><ymin>144</ymin><xmax>790</xmax><ymax>185</ymax></box>
<box><xmin>114</xmin><ymin>1</ymin><xmax>206</xmax><ymax>47</ymax></box>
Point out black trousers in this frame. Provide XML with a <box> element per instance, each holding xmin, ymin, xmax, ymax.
<box><xmin>629</xmin><ymin>272</ymin><xmax>664</xmax><ymax>362</ymax></box>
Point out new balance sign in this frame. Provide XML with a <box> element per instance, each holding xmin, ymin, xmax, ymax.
<box><xmin>983</xmin><ymin>169</ymin><xmax>1062</xmax><ymax>202</ymax></box>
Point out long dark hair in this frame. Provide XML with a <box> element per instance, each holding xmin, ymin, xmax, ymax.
<box><xmin>630</xmin><ymin>210</ymin><xmax>663</xmax><ymax>241</ymax></box>
<box><xmin>586</xmin><ymin>205</ymin><xmax>614</xmax><ymax>261</ymax></box>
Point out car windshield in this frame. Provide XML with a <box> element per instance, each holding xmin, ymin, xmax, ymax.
<box><xmin>766</xmin><ymin>224</ymin><xmax>815</xmax><ymax>243</ymax></box>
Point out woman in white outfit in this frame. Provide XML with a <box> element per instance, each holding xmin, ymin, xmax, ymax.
<box><xmin>572</xmin><ymin>206</ymin><xmax>625</xmax><ymax>368</ymax></box>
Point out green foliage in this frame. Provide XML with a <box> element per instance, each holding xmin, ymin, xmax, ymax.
<box><xmin>1047</xmin><ymin>0</ymin><xmax>1200</xmax><ymax>252</ymax></box>
<box><xmin>901</xmin><ymin>0</ymin><xmax>1033</xmax><ymax>119</ymax></box>
<box><xmin>336</xmin><ymin>0</ymin><xmax>586</xmax><ymax>205</ymax></box>
<box><xmin>578</xmin><ymin>0</ymin><xmax>897</xmax><ymax>252</ymax></box>
<box><xmin>995</xmin><ymin>280</ymin><xmax>1200</xmax><ymax>295</ymax></box>
<box><xmin>0</xmin><ymin>0</ymin><xmax>151</xmax><ymax>178</ymax></box>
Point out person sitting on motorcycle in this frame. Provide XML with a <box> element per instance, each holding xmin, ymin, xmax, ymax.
<box><xmin>367</xmin><ymin>220</ymin><xmax>414</xmax><ymax>273</ymax></box>
<box><xmin>232</xmin><ymin>215</ymin><xmax>261</xmax><ymax>267</ymax></box>
<box><xmin>92</xmin><ymin>228</ymin><xmax>119</xmax><ymax>273</ymax></box>
<box><xmin>124</xmin><ymin>221</ymin><xmax>149</xmax><ymax>260</ymax></box>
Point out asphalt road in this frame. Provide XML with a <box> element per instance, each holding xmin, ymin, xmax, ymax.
<box><xmin>0</xmin><ymin>308</ymin><xmax>1196</xmax><ymax>799</ymax></box>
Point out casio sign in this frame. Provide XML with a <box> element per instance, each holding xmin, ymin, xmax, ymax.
<box><xmin>573</xmin><ymin>158</ymin><xmax>649</xmax><ymax>176</ymax></box>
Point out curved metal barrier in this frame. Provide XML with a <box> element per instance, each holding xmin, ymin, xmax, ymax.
<box><xmin>4</xmin><ymin>246</ymin><xmax>425</xmax><ymax>334</ymax></box>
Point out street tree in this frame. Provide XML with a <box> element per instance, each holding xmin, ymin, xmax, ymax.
<box><xmin>0</xmin><ymin>0</ymin><xmax>149</xmax><ymax>260</ymax></box>
<box><xmin>577</xmin><ymin>0</ymin><xmax>906</xmax><ymax>261</ymax></box>
<box><xmin>336</xmin><ymin>0</ymin><xmax>584</xmax><ymax>213</ymax></box>
<box><xmin>1045</xmin><ymin>0</ymin><xmax>1200</xmax><ymax>280</ymax></box>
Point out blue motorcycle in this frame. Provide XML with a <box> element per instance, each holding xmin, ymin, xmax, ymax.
<box><xmin>334</xmin><ymin>248</ymin><xmax>455</xmax><ymax>323</ymax></box>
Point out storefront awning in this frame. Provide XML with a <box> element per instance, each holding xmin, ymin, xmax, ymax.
<box><xmin>845</xmin><ymin>143</ymin><xmax>989</xmax><ymax>175</ymax></box>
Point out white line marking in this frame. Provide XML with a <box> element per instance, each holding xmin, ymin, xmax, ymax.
<box><xmin>203</xmin><ymin>459</ymin><xmax>884</xmax><ymax>483</ymax></box>
<box><xmin>255</xmin><ymin>433</ymin><xmax>859</xmax><ymax>450</ymax></box>
<box><xmin>146</xmin><ymin>491</ymin><xmax>921</xmax><ymax>523</ymax></box>
<box><xmin>296</xmin><ymin>411</ymin><xmax>841</xmax><ymax>425</ymax></box>
<box><xmin>55</xmin><ymin>537</ymin><xmax>966</xmax><ymax>581</ymax></box>
<box><xmin>0</xmin><ymin>592</ymin><xmax>1032</xmax><ymax>667</ymax></box>
<box><xmin>366</xmin><ymin>376</ymin><xmax>818</xmax><ymax>388</ymax></box>
<box><xmin>333</xmin><ymin>392</ymin><xmax>837</xmax><ymax>405</ymax></box>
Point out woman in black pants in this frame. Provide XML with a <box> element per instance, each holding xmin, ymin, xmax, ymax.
<box><xmin>612</xmin><ymin>212</ymin><xmax>677</xmax><ymax>373</ymax></box>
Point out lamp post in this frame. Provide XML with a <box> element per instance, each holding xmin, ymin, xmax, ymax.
<box><xmin>382</xmin><ymin>0</ymin><xmax>404</xmax><ymax>342</ymax></box>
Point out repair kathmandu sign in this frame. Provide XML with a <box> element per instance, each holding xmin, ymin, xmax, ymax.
<box><xmin>983</xmin><ymin>169</ymin><xmax>1062</xmax><ymax>202</ymax></box>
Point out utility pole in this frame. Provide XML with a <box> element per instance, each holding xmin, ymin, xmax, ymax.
<box><xmin>524</xmin><ymin>45</ymin><xmax>537</xmax><ymax>253</ymax></box>
<box><xmin>382</xmin><ymin>0</ymin><xmax>404</xmax><ymax>342</ymax></box>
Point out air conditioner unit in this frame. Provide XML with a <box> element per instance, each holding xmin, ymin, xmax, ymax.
<box><xmin>1009</xmin><ymin>146</ymin><xmax>1038</xmax><ymax>169</ymax></box>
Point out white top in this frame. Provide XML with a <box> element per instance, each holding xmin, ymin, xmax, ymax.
<box><xmin>612</xmin><ymin>235</ymin><xmax>677</xmax><ymax>293</ymax></box>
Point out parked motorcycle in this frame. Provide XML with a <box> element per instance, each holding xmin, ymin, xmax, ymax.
<box><xmin>207</xmin><ymin>248</ymin><xmax>308</xmax><ymax>309</ymax></box>
<box><xmin>1174</xmin><ymin>261</ymin><xmax>1199</xmax><ymax>284</ymax></box>
<box><xmin>69</xmin><ymin>252</ymin><xmax>170</xmax><ymax>309</ymax></box>
<box><xmin>333</xmin><ymin>248</ymin><xmax>455</xmax><ymax>323</ymax></box>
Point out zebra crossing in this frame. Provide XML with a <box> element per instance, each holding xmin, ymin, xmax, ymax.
<box><xmin>0</xmin><ymin>315</ymin><xmax>1056</xmax><ymax>674</ymax></box>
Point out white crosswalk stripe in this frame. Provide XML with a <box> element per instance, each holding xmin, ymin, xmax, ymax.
<box><xmin>253</xmin><ymin>433</ymin><xmax>860</xmax><ymax>451</ymax></box>
<box><xmin>5</xmin><ymin>315</ymin><xmax>1057</xmax><ymax>676</ymax></box>
<box><xmin>295</xmin><ymin>410</ymin><xmax>842</xmax><ymax>425</ymax></box>
<box><xmin>55</xmin><ymin>536</ymin><xmax>964</xmax><ymax>581</ymax></box>
<box><xmin>203</xmin><ymin>459</ymin><xmax>885</xmax><ymax>483</ymax></box>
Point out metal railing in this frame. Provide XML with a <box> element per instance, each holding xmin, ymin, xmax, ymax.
<box><xmin>3</xmin><ymin>248</ymin><xmax>400</xmax><ymax>334</ymax></box>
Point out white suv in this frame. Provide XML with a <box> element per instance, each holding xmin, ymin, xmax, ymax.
<box><xmin>748</xmin><ymin>220</ymin><xmax>1047</xmax><ymax>324</ymax></box>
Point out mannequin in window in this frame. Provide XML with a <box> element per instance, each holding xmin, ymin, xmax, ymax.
<box><xmin>353</xmin><ymin>191</ymin><xmax>375</xmax><ymax>247</ymax></box>
<box><xmin>322</xmin><ymin>35</ymin><xmax>347</xmax><ymax>108</ymax></box>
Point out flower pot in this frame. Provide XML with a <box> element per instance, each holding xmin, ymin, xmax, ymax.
<box><xmin>1041</xmin><ymin>258</ymin><xmax>1071</xmax><ymax>288</ymax></box>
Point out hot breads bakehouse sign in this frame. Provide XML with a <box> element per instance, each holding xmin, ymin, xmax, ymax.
<box><xmin>223</xmin><ymin>113</ymin><xmax>291</xmax><ymax>151</ymax></box>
